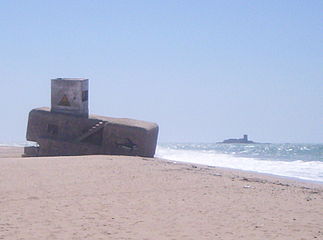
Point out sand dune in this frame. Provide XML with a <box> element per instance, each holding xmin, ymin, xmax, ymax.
<box><xmin>0</xmin><ymin>146</ymin><xmax>322</xmax><ymax>239</ymax></box>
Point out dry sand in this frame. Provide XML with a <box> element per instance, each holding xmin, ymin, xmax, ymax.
<box><xmin>0</xmin><ymin>146</ymin><xmax>322</xmax><ymax>240</ymax></box>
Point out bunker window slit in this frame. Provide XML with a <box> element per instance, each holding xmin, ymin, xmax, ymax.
<box><xmin>82</xmin><ymin>90</ymin><xmax>88</xmax><ymax>102</ymax></box>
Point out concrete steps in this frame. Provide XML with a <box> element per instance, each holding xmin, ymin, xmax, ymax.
<box><xmin>76</xmin><ymin>121</ymin><xmax>105</xmax><ymax>142</ymax></box>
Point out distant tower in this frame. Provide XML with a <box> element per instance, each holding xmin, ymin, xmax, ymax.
<box><xmin>51</xmin><ymin>78</ymin><xmax>89</xmax><ymax>117</ymax></box>
<box><xmin>243</xmin><ymin>134</ymin><xmax>248</xmax><ymax>141</ymax></box>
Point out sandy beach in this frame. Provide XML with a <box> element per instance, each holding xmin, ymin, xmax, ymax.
<box><xmin>0</xmin><ymin>146</ymin><xmax>322</xmax><ymax>240</ymax></box>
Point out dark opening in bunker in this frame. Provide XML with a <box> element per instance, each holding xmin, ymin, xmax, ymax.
<box><xmin>23</xmin><ymin>141</ymin><xmax>40</xmax><ymax>157</ymax></box>
<box><xmin>82</xmin><ymin>90</ymin><xmax>88</xmax><ymax>102</ymax></box>
<box><xmin>47</xmin><ymin>124</ymin><xmax>58</xmax><ymax>135</ymax></box>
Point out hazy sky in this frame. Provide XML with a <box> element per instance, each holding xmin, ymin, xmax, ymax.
<box><xmin>0</xmin><ymin>0</ymin><xmax>322</xmax><ymax>143</ymax></box>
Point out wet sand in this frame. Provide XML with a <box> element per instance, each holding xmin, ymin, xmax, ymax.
<box><xmin>0</xmin><ymin>146</ymin><xmax>322</xmax><ymax>240</ymax></box>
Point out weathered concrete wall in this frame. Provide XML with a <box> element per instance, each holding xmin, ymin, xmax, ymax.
<box><xmin>25</xmin><ymin>108</ymin><xmax>158</xmax><ymax>157</ymax></box>
<box><xmin>37</xmin><ymin>139</ymin><xmax>103</xmax><ymax>156</ymax></box>
<box><xmin>51</xmin><ymin>78</ymin><xmax>89</xmax><ymax>117</ymax></box>
<box><xmin>102</xmin><ymin>120</ymin><xmax>159</xmax><ymax>157</ymax></box>
<box><xmin>26</xmin><ymin>107</ymin><xmax>99</xmax><ymax>143</ymax></box>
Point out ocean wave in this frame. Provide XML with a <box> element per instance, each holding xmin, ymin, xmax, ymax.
<box><xmin>156</xmin><ymin>146</ymin><xmax>323</xmax><ymax>183</ymax></box>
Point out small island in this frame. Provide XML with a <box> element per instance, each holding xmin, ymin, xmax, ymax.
<box><xmin>219</xmin><ymin>134</ymin><xmax>255</xmax><ymax>144</ymax></box>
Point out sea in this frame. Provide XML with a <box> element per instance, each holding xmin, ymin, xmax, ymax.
<box><xmin>156</xmin><ymin>143</ymin><xmax>323</xmax><ymax>183</ymax></box>
<box><xmin>1</xmin><ymin>142</ymin><xmax>323</xmax><ymax>183</ymax></box>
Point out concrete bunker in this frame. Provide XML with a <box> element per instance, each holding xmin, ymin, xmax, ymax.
<box><xmin>24</xmin><ymin>78</ymin><xmax>159</xmax><ymax>157</ymax></box>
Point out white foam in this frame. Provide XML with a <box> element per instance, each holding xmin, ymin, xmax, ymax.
<box><xmin>156</xmin><ymin>146</ymin><xmax>323</xmax><ymax>182</ymax></box>
<box><xmin>0</xmin><ymin>141</ymin><xmax>35</xmax><ymax>147</ymax></box>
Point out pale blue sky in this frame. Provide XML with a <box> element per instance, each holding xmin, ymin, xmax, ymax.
<box><xmin>0</xmin><ymin>0</ymin><xmax>322</xmax><ymax>143</ymax></box>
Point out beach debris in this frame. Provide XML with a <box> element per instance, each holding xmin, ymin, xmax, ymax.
<box><xmin>309</xmin><ymin>190</ymin><xmax>320</xmax><ymax>194</ymax></box>
<box><xmin>243</xmin><ymin>185</ymin><xmax>255</xmax><ymax>189</ymax></box>
<box><xmin>212</xmin><ymin>173</ymin><xmax>222</xmax><ymax>177</ymax></box>
<box><xmin>241</xmin><ymin>177</ymin><xmax>266</xmax><ymax>184</ymax></box>
<box><xmin>275</xmin><ymin>182</ymin><xmax>290</xmax><ymax>187</ymax></box>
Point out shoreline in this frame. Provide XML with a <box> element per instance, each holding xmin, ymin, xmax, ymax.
<box><xmin>1</xmin><ymin>146</ymin><xmax>323</xmax><ymax>239</ymax></box>
<box><xmin>159</xmin><ymin>156</ymin><xmax>323</xmax><ymax>186</ymax></box>
<box><xmin>157</xmin><ymin>144</ymin><xmax>323</xmax><ymax>184</ymax></box>
<box><xmin>156</xmin><ymin>157</ymin><xmax>323</xmax><ymax>190</ymax></box>
<box><xmin>1</xmin><ymin>146</ymin><xmax>322</xmax><ymax>186</ymax></box>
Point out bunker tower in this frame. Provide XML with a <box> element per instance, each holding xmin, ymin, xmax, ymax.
<box><xmin>51</xmin><ymin>78</ymin><xmax>89</xmax><ymax>117</ymax></box>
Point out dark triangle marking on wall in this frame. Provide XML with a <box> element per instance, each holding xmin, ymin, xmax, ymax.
<box><xmin>58</xmin><ymin>95</ymin><xmax>71</xmax><ymax>106</ymax></box>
